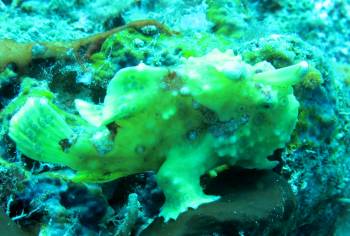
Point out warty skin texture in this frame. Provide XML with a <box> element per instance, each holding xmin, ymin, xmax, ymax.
<box><xmin>9</xmin><ymin>50</ymin><xmax>309</xmax><ymax>221</ymax></box>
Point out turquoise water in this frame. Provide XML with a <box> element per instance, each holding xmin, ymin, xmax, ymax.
<box><xmin>0</xmin><ymin>1</ymin><xmax>349</xmax><ymax>235</ymax></box>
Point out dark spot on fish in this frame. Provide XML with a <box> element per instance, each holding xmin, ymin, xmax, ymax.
<box><xmin>59</xmin><ymin>138</ymin><xmax>72</xmax><ymax>152</ymax></box>
<box><xmin>107</xmin><ymin>122</ymin><xmax>121</xmax><ymax>140</ymax></box>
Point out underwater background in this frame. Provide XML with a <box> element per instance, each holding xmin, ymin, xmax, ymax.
<box><xmin>0</xmin><ymin>0</ymin><xmax>350</xmax><ymax>235</ymax></box>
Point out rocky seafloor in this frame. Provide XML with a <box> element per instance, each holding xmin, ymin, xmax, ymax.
<box><xmin>0</xmin><ymin>0</ymin><xmax>350</xmax><ymax>235</ymax></box>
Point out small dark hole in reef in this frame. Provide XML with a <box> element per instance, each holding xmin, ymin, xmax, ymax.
<box><xmin>259</xmin><ymin>0</ymin><xmax>283</xmax><ymax>12</ymax></box>
<box><xmin>27</xmin><ymin>58</ymin><xmax>57</xmax><ymax>78</ymax></box>
<box><xmin>103</xmin><ymin>14</ymin><xmax>125</xmax><ymax>30</ymax></box>
<box><xmin>20</xmin><ymin>156</ymin><xmax>42</xmax><ymax>172</ymax></box>
<box><xmin>211</xmin><ymin>24</ymin><xmax>221</xmax><ymax>33</ymax></box>
<box><xmin>90</xmin><ymin>85</ymin><xmax>107</xmax><ymax>103</ymax></box>
<box><xmin>49</xmin><ymin>70</ymin><xmax>81</xmax><ymax>94</ymax></box>
<box><xmin>201</xmin><ymin>166</ymin><xmax>273</xmax><ymax>196</ymax></box>
<box><xmin>0</xmin><ymin>78</ymin><xmax>20</xmax><ymax>109</ymax></box>
<box><xmin>263</xmin><ymin>103</ymin><xmax>272</xmax><ymax>109</ymax></box>
<box><xmin>19</xmin><ymin>155</ymin><xmax>58</xmax><ymax>174</ymax></box>
<box><xmin>103</xmin><ymin>174</ymin><xmax>143</xmax><ymax>207</ymax></box>
<box><xmin>0</xmin><ymin>82</ymin><xmax>20</xmax><ymax>101</ymax></box>
<box><xmin>9</xmin><ymin>195</ymin><xmax>43</xmax><ymax>227</ymax></box>
<box><xmin>60</xmin><ymin>184</ymin><xmax>108</xmax><ymax>228</ymax></box>
<box><xmin>118</xmin><ymin>52</ymin><xmax>140</xmax><ymax>68</ymax></box>
<box><xmin>60</xmin><ymin>184</ymin><xmax>89</xmax><ymax>208</ymax></box>
<box><xmin>102</xmin><ymin>173</ymin><xmax>164</xmax><ymax>217</ymax></box>
<box><xmin>8</xmin><ymin>198</ymin><xmax>27</xmax><ymax>219</ymax></box>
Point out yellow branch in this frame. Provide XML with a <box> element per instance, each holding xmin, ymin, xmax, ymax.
<box><xmin>0</xmin><ymin>19</ymin><xmax>175</xmax><ymax>72</ymax></box>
